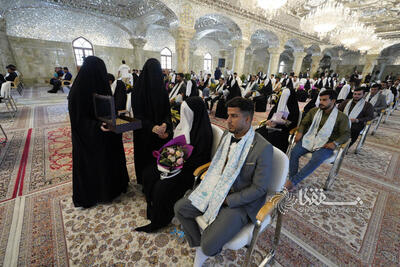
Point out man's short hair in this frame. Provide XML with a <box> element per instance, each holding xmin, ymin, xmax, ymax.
<box><xmin>63</xmin><ymin>67</ymin><xmax>69</xmax><ymax>71</ymax></box>
<box><xmin>107</xmin><ymin>73</ymin><xmax>115</xmax><ymax>83</ymax></box>
<box><xmin>319</xmin><ymin>89</ymin><xmax>338</xmax><ymax>100</ymax></box>
<box><xmin>219</xmin><ymin>77</ymin><xmax>225</xmax><ymax>80</ymax></box>
<box><xmin>122</xmin><ymin>60</ymin><xmax>126</xmax><ymax>64</ymax></box>
<box><xmin>207</xmin><ymin>74</ymin><xmax>211</xmax><ymax>76</ymax></box>
<box><xmin>177</xmin><ymin>73</ymin><xmax>184</xmax><ymax>78</ymax></box>
<box><xmin>226</xmin><ymin>97</ymin><xmax>254</xmax><ymax>119</ymax></box>
<box><xmin>234</xmin><ymin>72</ymin><xmax>237</xmax><ymax>75</ymax></box>
<box><xmin>353</xmin><ymin>87</ymin><xmax>364</xmax><ymax>93</ymax></box>
<box><xmin>371</xmin><ymin>83</ymin><xmax>381</xmax><ymax>89</ymax></box>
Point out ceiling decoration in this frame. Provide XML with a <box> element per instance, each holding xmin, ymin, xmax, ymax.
<box><xmin>289</xmin><ymin>0</ymin><xmax>400</xmax><ymax>42</ymax></box>
<box><xmin>43</xmin><ymin>0</ymin><xmax>177</xmax><ymax>23</ymax></box>
<box><xmin>194</xmin><ymin>14</ymin><xmax>242</xmax><ymax>49</ymax></box>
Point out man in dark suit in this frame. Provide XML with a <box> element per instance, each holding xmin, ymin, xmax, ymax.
<box><xmin>174</xmin><ymin>97</ymin><xmax>273</xmax><ymax>266</ymax></box>
<box><xmin>338</xmin><ymin>88</ymin><xmax>374</xmax><ymax>147</ymax></box>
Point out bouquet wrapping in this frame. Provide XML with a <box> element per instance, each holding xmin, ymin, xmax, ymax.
<box><xmin>152</xmin><ymin>135</ymin><xmax>193</xmax><ymax>179</ymax></box>
<box><xmin>270</xmin><ymin>111</ymin><xmax>290</xmax><ymax>125</ymax></box>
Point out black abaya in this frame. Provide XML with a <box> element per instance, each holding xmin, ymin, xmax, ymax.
<box><xmin>132</xmin><ymin>59</ymin><xmax>172</xmax><ymax>185</ymax></box>
<box><xmin>215</xmin><ymin>81</ymin><xmax>242</xmax><ymax>119</ymax></box>
<box><xmin>139</xmin><ymin>96</ymin><xmax>213</xmax><ymax>232</ymax></box>
<box><xmin>256</xmin><ymin>88</ymin><xmax>299</xmax><ymax>152</ymax></box>
<box><xmin>68</xmin><ymin>56</ymin><xmax>129</xmax><ymax>208</ymax></box>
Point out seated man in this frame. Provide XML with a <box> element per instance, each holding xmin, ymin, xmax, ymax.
<box><xmin>48</xmin><ymin>67</ymin><xmax>64</xmax><ymax>93</ymax></box>
<box><xmin>365</xmin><ymin>83</ymin><xmax>387</xmax><ymax>116</ymax></box>
<box><xmin>174</xmin><ymin>97</ymin><xmax>273</xmax><ymax>267</ymax></box>
<box><xmin>338</xmin><ymin>88</ymin><xmax>374</xmax><ymax>147</ymax></box>
<box><xmin>285</xmin><ymin>90</ymin><xmax>350</xmax><ymax>191</ymax></box>
<box><xmin>0</xmin><ymin>65</ymin><xmax>18</xmax><ymax>102</ymax></box>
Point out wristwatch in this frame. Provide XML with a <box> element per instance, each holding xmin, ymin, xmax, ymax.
<box><xmin>333</xmin><ymin>141</ymin><xmax>339</xmax><ymax>148</ymax></box>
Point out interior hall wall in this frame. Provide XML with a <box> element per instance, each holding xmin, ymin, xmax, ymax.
<box><xmin>335</xmin><ymin>65</ymin><xmax>364</xmax><ymax>78</ymax></box>
<box><xmin>8</xmin><ymin>36</ymin><xmax>145</xmax><ymax>85</ymax></box>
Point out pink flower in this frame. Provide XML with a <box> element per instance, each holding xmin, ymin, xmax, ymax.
<box><xmin>176</xmin><ymin>158</ymin><xmax>183</xmax><ymax>165</ymax></box>
<box><xmin>167</xmin><ymin>148</ymin><xmax>175</xmax><ymax>154</ymax></box>
<box><xmin>167</xmin><ymin>155</ymin><xmax>176</xmax><ymax>162</ymax></box>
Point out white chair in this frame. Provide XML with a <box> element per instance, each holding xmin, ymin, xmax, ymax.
<box><xmin>286</xmin><ymin>128</ymin><xmax>351</xmax><ymax>190</ymax></box>
<box><xmin>371</xmin><ymin>109</ymin><xmax>385</xmax><ymax>135</ymax></box>
<box><xmin>355</xmin><ymin>120</ymin><xmax>372</xmax><ymax>154</ymax></box>
<box><xmin>1</xmin><ymin>81</ymin><xmax>17</xmax><ymax>118</ymax></box>
<box><xmin>0</xmin><ymin>124</ymin><xmax>7</xmax><ymax>144</ymax></box>
<box><xmin>193</xmin><ymin>124</ymin><xmax>224</xmax><ymax>185</ymax></box>
<box><xmin>193</xmin><ymin>144</ymin><xmax>289</xmax><ymax>267</ymax></box>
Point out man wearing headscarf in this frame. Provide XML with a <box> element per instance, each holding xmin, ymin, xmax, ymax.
<box><xmin>68</xmin><ymin>56</ymin><xmax>129</xmax><ymax>208</ymax></box>
<box><xmin>137</xmin><ymin>96</ymin><xmax>213</xmax><ymax>233</ymax></box>
<box><xmin>132</xmin><ymin>58</ymin><xmax>173</xmax><ymax>185</ymax></box>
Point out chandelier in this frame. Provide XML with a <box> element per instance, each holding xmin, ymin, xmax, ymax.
<box><xmin>300</xmin><ymin>0</ymin><xmax>350</xmax><ymax>37</ymax></box>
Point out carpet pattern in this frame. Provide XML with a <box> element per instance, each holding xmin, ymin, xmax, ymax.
<box><xmin>34</xmin><ymin>104</ymin><xmax>70</xmax><ymax>128</ymax></box>
<box><xmin>0</xmin><ymin>200</ymin><xmax>15</xmax><ymax>266</ymax></box>
<box><xmin>0</xmin><ymin>130</ymin><xmax>27</xmax><ymax>202</ymax></box>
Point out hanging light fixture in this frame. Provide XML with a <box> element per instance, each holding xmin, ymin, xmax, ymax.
<box><xmin>300</xmin><ymin>0</ymin><xmax>350</xmax><ymax>37</ymax></box>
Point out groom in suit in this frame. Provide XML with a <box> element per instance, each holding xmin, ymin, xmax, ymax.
<box><xmin>174</xmin><ymin>97</ymin><xmax>274</xmax><ymax>267</ymax></box>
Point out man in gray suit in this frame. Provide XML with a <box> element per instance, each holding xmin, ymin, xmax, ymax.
<box><xmin>367</xmin><ymin>83</ymin><xmax>387</xmax><ymax>116</ymax></box>
<box><xmin>174</xmin><ymin>97</ymin><xmax>273</xmax><ymax>267</ymax></box>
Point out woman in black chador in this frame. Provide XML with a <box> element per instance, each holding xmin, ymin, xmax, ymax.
<box><xmin>132</xmin><ymin>59</ymin><xmax>173</xmax><ymax>185</ymax></box>
<box><xmin>256</xmin><ymin>86</ymin><xmax>300</xmax><ymax>152</ymax></box>
<box><xmin>136</xmin><ymin>96</ymin><xmax>213</xmax><ymax>232</ymax></box>
<box><xmin>68</xmin><ymin>56</ymin><xmax>129</xmax><ymax>208</ymax></box>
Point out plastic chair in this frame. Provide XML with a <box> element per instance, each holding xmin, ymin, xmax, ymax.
<box><xmin>355</xmin><ymin>121</ymin><xmax>372</xmax><ymax>154</ymax></box>
<box><xmin>286</xmin><ymin>127</ymin><xmax>351</xmax><ymax>190</ymax></box>
<box><xmin>193</xmin><ymin>136</ymin><xmax>289</xmax><ymax>266</ymax></box>
<box><xmin>0</xmin><ymin>124</ymin><xmax>7</xmax><ymax>144</ymax></box>
<box><xmin>1</xmin><ymin>82</ymin><xmax>17</xmax><ymax>117</ymax></box>
<box><xmin>371</xmin><ymin>109</ymin><xmax>385</xmax><ymax>135</ymax></box>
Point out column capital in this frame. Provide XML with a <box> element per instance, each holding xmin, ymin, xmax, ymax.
<box><xmin>129</xmin><ymin>37</ymin><xmax>147</xmax><ymax>48</ymax></box>
<box><xmin>364</xmin><ymin>53</ymin><xmax>379</xmax><ymax>61</ymax></box>
<box><xmin>231</xmin><ymin>39</ymin><xmax>251</xmax><ymax>50</ymax></box>
<box><xmin>293</xmin><ymin>51</ymin><xmax>307</xmax><ymax>59</ymax></box>
<box><xmin>268</xmin><ymin>46</ymin><xmax>284</xmax><ymax>55</ymax></box>
<box><xmin>171</xmin><ymin>26</ymin><xmax>195</xmax><ymax>41</ymax></box>
<box><xmin>311</xmin><ymin>54</ymin><xmax>323</xmax><ymax>61</ymax></box>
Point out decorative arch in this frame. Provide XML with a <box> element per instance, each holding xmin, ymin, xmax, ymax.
<box><xmin>160</xmin><ymin>47</ymin><xmax>172</xmax><ymax>70</ymax></box>
<box><xmin>250</xmin><ymin>29</ymin><xmax>279</xmax><ymax>50</ymax></box>
<box><xmin>72</xmin><ymin>37</ymin><xmax>94</xmax><ymax>66</ymax></box>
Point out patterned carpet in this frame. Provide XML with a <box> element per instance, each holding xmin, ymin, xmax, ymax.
<box><xmin>0</xmin><ymin>87</ymin><xmax>399</xmax><ymax>266</ymax></box>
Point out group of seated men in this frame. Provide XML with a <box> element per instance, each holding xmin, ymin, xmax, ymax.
<box><xmin>48</xmin><ymin>67</ymin><xmax>73</xmax><ymax>93</ymax></box>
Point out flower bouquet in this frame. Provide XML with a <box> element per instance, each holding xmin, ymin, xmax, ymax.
<box><xmin>152</xmin><ymin>135</ymin><xmax>193</xmax><ymax>180</ymax></box>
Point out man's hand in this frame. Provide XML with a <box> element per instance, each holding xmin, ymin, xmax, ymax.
<box><xmin>350</xmin><ymin>118</ymin><xmax>358</xmax><ymax>123</ymax></box>
<box><xmin>323</xmin><ymin>142</ymin><xmax>337</xmax><ymax>150</ymax></box>
<box><xmin>266</xmin><ymin>120</ymin><xmax>277</xmax><ymax>128</ymax></box>
<box><xmin>294</xmin><ymin>132</ymin><xmax>303</xmax><ymax>143</ymax></box>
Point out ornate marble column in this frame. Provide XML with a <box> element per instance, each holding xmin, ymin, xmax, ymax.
<box><xmin>246</xmin><ymin>50</ymin><xmax>254</xmax><ymax>74</ymax></box>
<box><xmin>292</xmin><ymin>51</ymin><xmax>307</xmax><ymax>76</ymax></box>
<box><xmin>267</xmin><ymin>46</ymin><xmax>284</xmax><ymax>76</ymax></box>
<box><xmin>0</xmin><ymin>18</ymin><xmax>16</xmax><ymax>69</ymax></box>
<box><xmin>310</xmin><ymin>55</ymin><xmax>323</xmax><ymax>77</ymax></box>
<box><xmin>232</xmin><ymin>39</ymin><xmax>251</xmax><ymax>75</ymax></box>
<box><xmin>330</xmin><ymin>57</ymin><xmax>341</xmax><ymax>72</ymax></box>
<box><xmin>361</xmin><ymin>54</ymin><xmax>379</xmax><ymax>82</ymax></box>
<box><xmin>189</xmin><ymin>45</ymin><xmax>197</xmax><ymax>72</ymax></box>
<box><xmin>173</xmin><ymin>27</ymin><xmax>195</xmax><ymax>73</ymax></box>
<box><xmin>129</xmin><ymin>37</ymin><xmax>147</xmax><ymax>70</ymax></box>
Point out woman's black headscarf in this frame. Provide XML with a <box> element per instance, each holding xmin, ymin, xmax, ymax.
<box><xmin>68</xmin><ymin>56</ymin><xmax>111</xmax><ymax>126</ymax></box>
<box><xmin>132</xmin><ymin>58</ymin><xmax>171</xmax><ymax>125</ymax></box>
<box><xmin>185</xmin><ymin>96</ymin><xmax>213</xmax><ymax>167</ymax></box>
